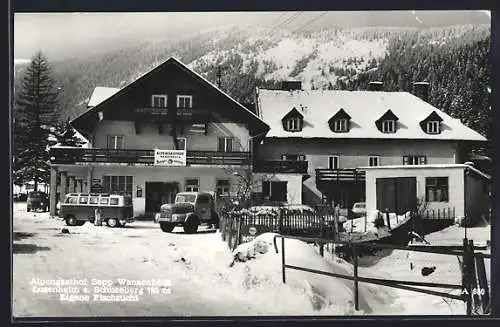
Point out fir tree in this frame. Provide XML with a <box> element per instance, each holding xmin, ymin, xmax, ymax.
<box><xmin>14</xmin><ymin>51</ymin><xmax>59</xmax><ymax>190</ymax></box>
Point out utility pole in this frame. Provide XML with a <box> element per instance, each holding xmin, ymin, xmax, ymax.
<box><xmin>216</xmin><ymin>66</ymin><xmax>222</xmax><ymax>90</ymax></box>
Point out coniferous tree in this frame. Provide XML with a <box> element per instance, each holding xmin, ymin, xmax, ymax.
<box><xmin>14</xmin><ymin>51</ymin><xmax>59</xmax><ymax>190</ymax></box>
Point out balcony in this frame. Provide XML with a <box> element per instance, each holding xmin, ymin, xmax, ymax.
<box><xmin>133</xmin><ymin>107</ymin><xmax>208</xmax><ymax>122</ymax></box>
<box><xmin>254</xmin><ymin>160</ymin><xmax>308</xmax><ymax>174</ymax></box>
<box><xmin>316</xmin><ymin>168</ymin><xmax>366</xmax><ymax>185</ymax></box>
<box><xmin>49</xmin><ymin>147</ymin><xmax>251</xmax><ymax>166</ymax></box>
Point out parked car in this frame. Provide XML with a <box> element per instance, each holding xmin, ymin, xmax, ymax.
<box><xmin>157</xmin><ymin>191</ymin><xmax>219</xmax><ymax>234</ymax></box>
<box><xmin>27</xmin><ymin>191</ymin><xmax>49</xmax><ymax>212</ymax></box>
<box><xmin>58</xmin><ymin>193</ymin><xmax>134</xmax><ymax>227</ymax></box>
<box><xmin>351</xmin><ymin>202</ymin><xmax>367</xmax><ymax>218</ymax></box>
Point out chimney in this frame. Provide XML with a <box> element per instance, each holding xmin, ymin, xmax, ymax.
<box><xmin>413</xmin><ymin>82</ymin><xmax>430</xmax><ymax>102</ymax></box>
<box><xmin>282</xmin><ymin>80</ymin><xmax>302</xmax><ymax>91</ymax></box>
<box><xmin>368</xmin><ymin>81</ymin><xmax>384</xmax><ymax>91</ymax></box>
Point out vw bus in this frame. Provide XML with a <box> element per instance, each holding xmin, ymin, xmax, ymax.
<box><xmin>59</xmin><ymin>193</ymin><xmax>134</xmax><ymax>227</ymax></box>
<box><xmin>157</xmin><ymin>191</ymin><xmax>219</xmax><ymax>233</ymax></box>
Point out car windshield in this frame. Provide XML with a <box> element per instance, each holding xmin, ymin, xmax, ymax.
<box><xmin>28</xmin><ymin>192</ymin><xmax>45</xmax><ymax>199</ymax></box>
<box><xmin>175</xmin><ymin>194</ymin><xmax>196</xmax><ymax>203</ymax></box>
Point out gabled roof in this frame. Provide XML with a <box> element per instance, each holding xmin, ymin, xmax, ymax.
<box><xmin>376</xmin><ymin>109</ymin><xmax>399</xmax><ymax>122</ymax></box>
<box><xmin>282</xmin><ymin>107</ymin><xmax>304</xmax><ymax>120</ymax></box>
<box><xmin>71</xmin><ymin>57</ymin><xmax>269</xmax><ymax>137</ymax></box>
<box><xmin>329</xmin><ymin>108</ymin><xmax>351</xmax><ymax>121</ymax></box>
<box><xmin>256</xmin><ymin>89</ymin><xmax>486</xmax><ymax>141</ymax></box>
<box><xmin>421</xmin><ymin>110</ymin><xmax>444</xmax><ymax>122</ymax></box>
<box><xmin>87</xmin><ymin>87</ymin><xmax>120</xmax><ymax>107</ymax></box>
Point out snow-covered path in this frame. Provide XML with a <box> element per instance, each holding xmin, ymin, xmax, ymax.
<box><xmin>12</xmin><ymin>203</ymin><xmax>370</xmax><ymax>317</ymax></box>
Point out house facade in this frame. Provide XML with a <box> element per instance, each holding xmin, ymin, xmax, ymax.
<box><xmin>48</xmin><ymin>57</ymin><xmax>269</xmax><ymax>217</ymax></box>
<box><xmin>253</xmin><ymin>81</ymin><xmax>487</xmax><ymax>209</ymax></box>
<box><xmin>363</xmin><ymin>164</ymin><xmax>490</xmax><ymax>225</ymax></box>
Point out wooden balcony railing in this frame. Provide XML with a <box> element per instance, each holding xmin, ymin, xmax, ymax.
<box><xmin>254</xmin><ymin>160</ymin><xmax>308</xmax><ymax>174</ymax></box>
<box><xmin>133</xmin><ymin>107</ymin><xmax>208</xmax><ymax>121</ymax></box>
<box><xmin>316</xmin><ymin>168</ymin><xmax>366</xmax><ymax>184</ymax></box>
<box><xmin>49</xmin><ymin>147</ymin><xmax>251</xmax><ymax>166</ymax></box>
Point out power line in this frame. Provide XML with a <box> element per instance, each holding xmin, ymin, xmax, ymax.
<box><xmin>268</xmin><ymin>12</ymin><xmax>289</xmax><ymax>30</ymax></box>
<box><xmin>293</xmin><ymin>11</ymin><xmax>329</xmax><ymax>33</ymax></box>
<box><xmin>268</xmin><ymin>12</ymin><xmax>303</xmax><ymax>37</ymax></box>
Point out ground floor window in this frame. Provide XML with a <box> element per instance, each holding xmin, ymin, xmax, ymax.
<box><xmin>216</xmin><ymin>179</ymin><xmax>230</xmax><ymax>197</ymax></box>
<box><xmin>262</xmin><ymin>181</ymin><xmax>287</xmax><ymax>202</ymax></box>
<box><xmin>426</xmin><ymin>177</ymin><xmax>449</xmax><ymax>202</ymax></box>
<box><xmin>185</xmin><ymin>178</ymin><xmax>199</xmax><ymax>192</ymax></box>
<box><xmin>103</xmin><ymin>176</ymin><xmax>133</xmax><ymax>195</ymax></box>
<box><xmin>403</xmin><ymin>155</ymin><xmax>427</xmax><ymax>165</ymax></box>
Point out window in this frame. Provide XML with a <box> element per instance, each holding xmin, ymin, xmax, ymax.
<box><xmin>262</xmin><ymin>181</ymin><xmax>287</xmax><ymax>202</ymax></box>
<box><xmin>185</xmin><ymin>179</ymin><xmax>199</xmax><ymax>192</ymax></box>
<box><xmin>281</xmin><ymin>154</ymin><xmax>306</xmax><ymax>161</ymax></box>
<box><xmin>107</xmin><ymin>135</ymin><xmax>124</xmax><ymax>149</ymax></box>
<box><xmin>177</xmin><ymin>95</ymin><xmax>192</xmax><ymax>108</ymax></box>
<box><xmin>66</xmin><ymin>196</ymin><xmax>78</xmax><ymax>204</ymax></box>
<box><xmin>381</xmin><ymin>120</ymin><xmax>396</xmax><ymax>133</ymax></box>
<box><xmin>151</xmin><ymin>95</ymin><xmax>167</xmax><ymax>108</ymax></box>
<box><xmin>369</xmin><ymin>156</ymin><xmax>379</xmax><ymax>167</ymax></box>
<box><xmin>333</xmin><ymin>119</ymin><xmax>348</xmax><ymax>132</ymax></box>
<box><xmin>100</xmin><ymin>197</ymin><xmax>109</xmax><ymax>205</ymax></box>
<box><xmin>197</xmin><ymin>194</ymin><xmax>210</xmax><ymax>204</ymax></box>
<box><xmin>403</xmin><ymin>155</ymin><xmax>427</xmax><ymax>165</ymax></box>
<box><xmin>218</xmin><ymin>137</ymin><xmax>233</xmax><ymax>152</ymax></box>
<box><xmin>89</xmin><ymin>196</ymin><xmax>99</xmax><ymax>205</ymax></box>
<box><xmin>79</xmin><ymin>196</ymin><xmax>88</xmax><ymax>204</ymax></box>
<box><xmin>328</xmin><ymin>156</ymin><xmax>340</xmax><ymax>169</ymax></box>
<box><xmin>176</xmin><ymin>138</ymin><xmax>186</xmax><ymax>150</ymax></box>
<box><xmin>103</xmin><ymin>176</ymin><xmax>133</xmax><ymax>195</ymax></box>
<box><xmin>426</xmin><ymin>121</ymin><xmax>440</xmax><ymax>134</ymax></box>
<box><xmin>286</xmin><ymin>117</ymin><xmax>301</xmax><ymax>132</ymax></box>
<box><xmin>216</xmin><ymin>179</ymin><xmax>230</xmax><ymax>196</ymax></box>
<box><xmin>110</xmin><ymin>198</ymin><xmax>119</xmax><ymax>205</ymax></box>
<box><xmin>426</xmin><ymin>177</ymin><xmax>449</xmax><ymax>202</ymax></box>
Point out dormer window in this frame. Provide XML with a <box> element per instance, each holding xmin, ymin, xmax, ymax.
<box><xmin>177</xmin><ymin>95</ymin><xmax>192</xmax><ymax>108</ymax></box>
<box><xmin>281</xmin><ymin>107</ymin><xmax>304</xmax><ymax>132</ymax></box>
<box><xmin>328</xmin><ymin>108</ymin><xmax>351</xmax><ymax>133</ymax></box>
<box><xmin>426</xmin><ymin>121</ymin><xmax>440</xmax><ymax>134</ymax></box>
<box><xmin>381</xmin><ymin>120</ymin><xmax>396</xmax><ymax>133</ymax></box>
<box><xmin>152</xmin><ymin>94</ymin><xmax>167</xmax><ymax>108</ymax></box>
<box><xmin>376</xmin><ymin>109</ymin><xmax>399</xmax><ymax>134</ymax></box>
<box><xmin>334</xmin><ymin>119</ymin><xmax>348</xmax><ymax>132</ymax></box>
<box><xmin>420</xmin><ymin>111</ymin><xmax>443</xmax><ymax>135</ymax></box>
<box><xmin>286</xmin><ymin>117</ymin><xmax>301</xmax><ymax>131</ymax></box>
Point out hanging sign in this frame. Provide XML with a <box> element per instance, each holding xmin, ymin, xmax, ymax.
<box><xmin>154</xmin><ymin>149</ymin><xmax>186</xmax><ymax>166</ymax></box>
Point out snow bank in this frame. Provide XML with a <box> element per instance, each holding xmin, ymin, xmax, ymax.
<box><xmin>230</xmin><ymin>233</ymin><xmax>388</xmax><ymax>314</ymax></box>
<box><xmin>343</xmin><ymin>211</ymin><xmax>411</xmax><ymax>233</ymax></box>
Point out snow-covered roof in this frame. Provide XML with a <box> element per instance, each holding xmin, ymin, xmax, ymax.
<box><xmin>256</xmin><ymin>89</ymin><xmax>486</xmax><ymax>142</ymax></box>
<box><xmin>87</xmin><ymin>87</ymin><xmax>120</xmax><ymax>107</ymax></box>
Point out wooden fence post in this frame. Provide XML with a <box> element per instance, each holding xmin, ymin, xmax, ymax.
<box><xmin>319</xmin><ymin>215</ymin><xmax>325</xmax><ymax>257</ymax></box>
<box><xmin>469</xmin><ymin>240</ymin><xmax>480</xmax><ymax>314</ymax></box>
<box><xmin>385</xmin><ymin>210</ymin><xmax>391</xmax><ymax>230</ymax></box>
<box><xmin>353</xmin><ymin>243</ymin><xmax>359</xmax><ymax>311</ymax></box>
<box><xmin>281</xmin><ymin>236</ymin><xmax>286</xmax><ymax>284</ymax></box>
<box><xmin>227</xmin><ymin>214</ymin><xmax>233</xmax><ymax>250</ymax></box>
<box><xmin>462</xmin><ymin>238</ymin><xmax>473</xmax><ymax>315</ymax></box>
<box><xmin>475</xmin><ymin>252</ymin><xmax>490</xmax><ymax>314</ymax></box>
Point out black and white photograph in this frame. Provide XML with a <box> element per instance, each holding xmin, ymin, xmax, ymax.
<box><xmin>12</xmin><ymin>10</ymin><xmax>492</xmax><ymax>318</ymax></box>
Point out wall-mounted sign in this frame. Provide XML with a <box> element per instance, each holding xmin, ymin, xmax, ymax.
<box><xmin>154</xmin><ymin>149</ymin><xmax>186</xmax><ymax>166</ymax></box>
<box><xmin>240</xmin><ymin>225</ymin><xmax>270</xmax><ymax>243</ymax></box>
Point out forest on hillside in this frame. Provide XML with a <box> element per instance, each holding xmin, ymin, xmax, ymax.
<box><xmin>14</xmin><ymin>25</ymin><xmax>491</xmax><ymax>154</ymax></box>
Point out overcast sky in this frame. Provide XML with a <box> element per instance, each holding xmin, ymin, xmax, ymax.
<box><xmin>14</xmin><ymin>11</ymin><xmax>490</xmax><ymax>62</ymax></box>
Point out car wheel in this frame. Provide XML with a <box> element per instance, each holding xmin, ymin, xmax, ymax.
<box><xmin>76</xmin><ymin>221</ymin><xmax>86</xmax><ymax>226</ymax></box>
<box><xmin>107</xmin><ymin>218</ymin><xmax>119</xmax><ymax>228</ymax></box>
<box><xmin>27</xmin><ymin>208</ymin><xmax>31</xmax><ymax>212</ymax></box>
<box><xmin>183</xmin><ymin>215</ymin><xmax>199</xmax><ymax>234</ymax></box>
<box><xmin>65</xmin><ymin>215</ymin><xmax>78</xmax><ymax>226</ymax></box>
<box><xmin>160</xmin><ymin>222</ymin><xmax>175</xmax><ymax>233</ymax></box>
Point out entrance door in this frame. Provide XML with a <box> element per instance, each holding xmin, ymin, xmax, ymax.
<box><xmin>145</xmin><ymin>182</ymin><xmax>179</xmax><ymax>213</ymax></box>
<box><xmin>376</xmin><ymin>177</ymin><xmax>417</xmax><ymax>214</ymax></box>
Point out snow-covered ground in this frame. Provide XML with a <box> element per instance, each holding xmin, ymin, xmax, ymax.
<box><xmin>12</xmin><ymin>202</ymin><xmax>490</xmax><ymax>317</ymax></box>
